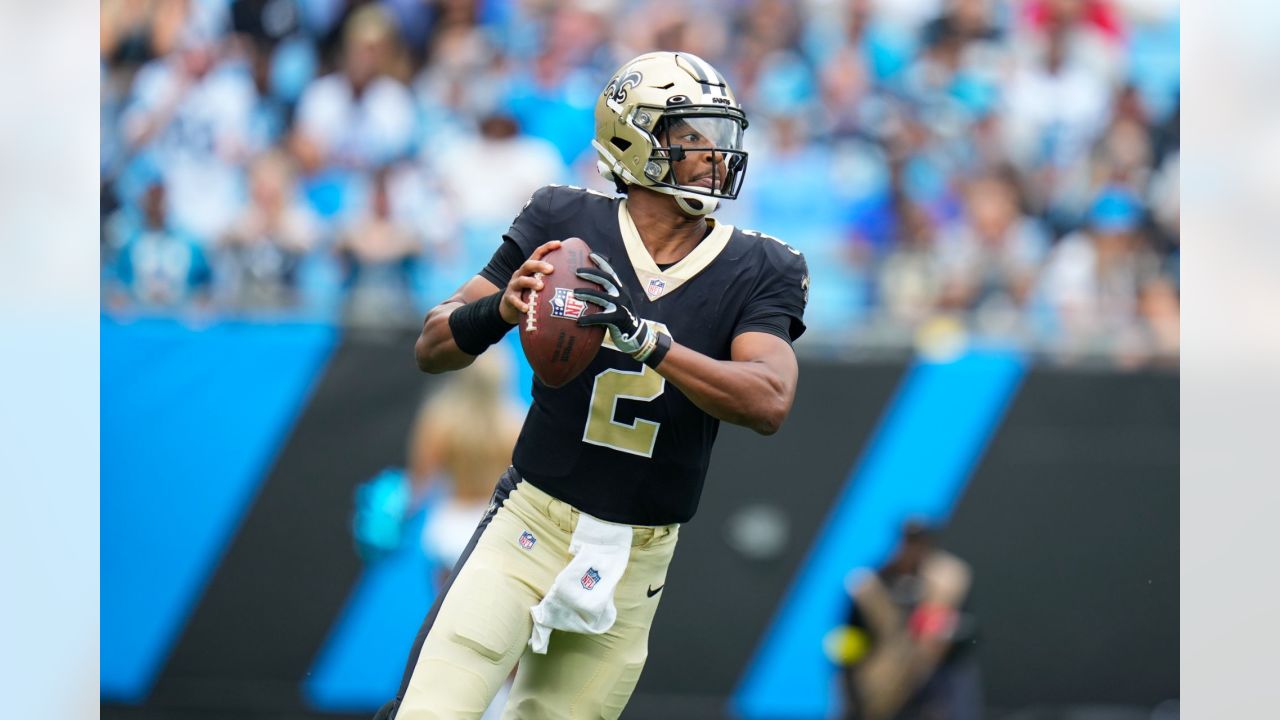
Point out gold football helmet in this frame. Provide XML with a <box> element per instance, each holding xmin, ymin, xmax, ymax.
<box><xmin>594</xmin><ymin>51</ymin><xmax>749</xmax><ymax>216</ymax></box>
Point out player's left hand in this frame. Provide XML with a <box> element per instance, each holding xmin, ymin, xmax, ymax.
<box><xmin>574</xmin><ymin>253</ymin><xmax>653</xmax><ymax>357</ymax></box>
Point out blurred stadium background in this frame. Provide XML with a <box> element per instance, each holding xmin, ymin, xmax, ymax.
<box><xmin>100</xmin><ymin>0</ymin><xmax>1178</xmax><ymax>718</ymax></box>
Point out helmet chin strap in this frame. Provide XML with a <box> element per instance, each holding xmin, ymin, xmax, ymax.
<box><xmin>674</xmin><ymin>194</ymin><xmax>718</xmax><ymax>216</ymax></box>
<box><xmin>651</xmin><ymin>179</ymin><xmax>720</xmax><ymax>216</ymax></box>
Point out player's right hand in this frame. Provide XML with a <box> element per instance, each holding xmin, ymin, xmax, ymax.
<box><xmin>499</xmin><ymin>240</ymin><xmax>561</xmax><ymax>324</ymax></box>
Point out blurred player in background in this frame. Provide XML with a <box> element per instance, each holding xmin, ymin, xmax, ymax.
<box><xmin>407</xmin><ymin>350</ymin><xmax>522</xmax><ymax>586</ymax></box>
<box><xmin>352</xmin><ymin>349</ymin><xmax>520</xmax><ymax>575</ymax></box>
<box><xmin>376</xmin><ymin>51</ymin><xmax>808</xmax><ymax>719</ymax></box>
<box><xmin>830</xmin><ymin>521</ymin><xmax>981</xmax><ymax>720</ymax></box>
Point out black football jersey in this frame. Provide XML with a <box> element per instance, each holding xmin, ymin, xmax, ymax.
<box><xmin>480</xmin><ymin>185</ymin><xmax>808</xmax><ymax>526</ymax></box>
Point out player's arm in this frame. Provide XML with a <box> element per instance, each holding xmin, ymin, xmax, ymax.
<box><xmin>650</xmin><ymin>332</ymin><xmax>797</xmax><ymax>435</ymax></box>
<box><xmin>574</xmin><ymin>253</ymin><xmax>800</xmax><ymax>435</ymax></box>
<box><xmin>414</xmin><ymin>240</ymin><xmax>561</xmax><ymax>373</ymax></box>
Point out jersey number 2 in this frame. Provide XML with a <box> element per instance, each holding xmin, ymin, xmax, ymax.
<box><xmin>581</xmin><ymin>326</ymin><xmax>668</xmax><ymax>457</ymax></box>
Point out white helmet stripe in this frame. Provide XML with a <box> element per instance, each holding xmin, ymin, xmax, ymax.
<box><xmin>682</xmin><ymin>53</ymin><xmax>727</xmax><ymax>97</ymax></box>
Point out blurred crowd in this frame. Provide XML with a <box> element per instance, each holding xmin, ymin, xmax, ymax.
<box><xmin>100</xmin><ymin>0</ymin><xmax>1180</xmax><ymax>365</ymax></box>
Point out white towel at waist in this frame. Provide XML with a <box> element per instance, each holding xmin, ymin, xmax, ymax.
<box><xmin>528</xmin><ymin>513</ymin><xmax>633</xmax><ymax>654</ymax></box>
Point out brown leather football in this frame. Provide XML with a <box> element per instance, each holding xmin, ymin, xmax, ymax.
<box><xmin>517</xmin><ymin>237</ymin><xmax>605</xmax><ymax>388</ymax></box>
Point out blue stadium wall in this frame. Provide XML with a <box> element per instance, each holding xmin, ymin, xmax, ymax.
<box><xmin>101</xmin><ymin>317</ymin><xmax>1177</xmax><ymax>719</ymax></box>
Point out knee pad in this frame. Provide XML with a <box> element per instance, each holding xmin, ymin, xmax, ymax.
<box><xmin>445</xmin><ymin>572</ymin><xmax>526</xmax><ymax>664</ymax></box>
<box><xmin>450</xmin><ymin>621</ymin><xmax>512</xmax><ymax>664</ymax></box>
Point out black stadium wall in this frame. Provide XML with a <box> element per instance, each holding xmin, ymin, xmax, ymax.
<box><xmin>102</xmin><ymin>320</ymin><xmax>1177</xmax><ymax>720</ymax></box>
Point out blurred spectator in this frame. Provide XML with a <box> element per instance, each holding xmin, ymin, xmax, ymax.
<box><xmin>424</xmin><ymin>110</ymin><xmax>566</xmax><ymax>292</ymax></box>
<box><xmin>228</xmin><ymin>0</ymin><xmax>302</xmax><ymax>49</ymax></box>
<box><xmin>617</xmin><ymin>0</ymin><xmax>729</xmax><ymax>74</ymax></box>
<box><xmin>832</xmin><ymin>521</ymin><xmax>981</xmax><ymax>720</ymax></box>
<box><xmin>817</xmin><ymin>42</ymin><xmax>873</xmax><ymax>138</ymax></box>
<box><xmin>235</xmin><ymin>36</ymin><xmax>300</xmax><ymax>156</ymax></box>
<box><xmin>1087</xmin><ymin>84</ymin><xmax>1154</xmax><ymax>199</ymax></box>
<box><xmin>846</xmin><ymin>125</ymin><xmax>959</xmax><ymax>259</ymax></box>
<box><xmin>843</xmin><ymin>0</ymin><xmax>918</xmax><ymax>84</ymax></box>
<box><xmin>290</xmin><ymin>4</ymin><xmax>415</xmax><ymax>179</ymax></box>
<box><xmin>1018</xmin><ymin>0</ymin><xmax>1126</xmax><ymax>85</ymax></box>
<box><xmin>936</xmin><ymin>170</ymin><xmax>1048</xmax><ymax>335</ymax></box>
<box><xmin>121</xmin><ymin>30</ymin><xmax>257</xmax><ymax>241</ymax></box>
<box><xmin>743</xmin><ymin>0</ymin><xmax>804</xmax><ymax>56</ymax></box>
<box><xmin>413</xmin><ymin>26</ymin><xmax>508</xmax><ymax>148</ymax></box>
<box><xmin>877</xmin><ymin>202</ymin><xmax>944</xmax><ymax>328</ymax></box>
<box><xmin>743</xmin><ymin>114</ymin><xmax>873</xmax><ymax>333</ymax></box>
<box><xmin>1002</xmin><ymin>6</ymin><xmax>1113</xmax><ymax>220</ymax></box>
<box><xmin>101</xmin><ymin>0</ymin><xmax>191</xmax><ymax>68</ymax></box>
<box><xmin>107</xmin><ymin>181</ymin><xmax>213</xmax><ymax>309</ymax></box>
<box><xmin>539</xmin><ymin>2</ymin><xmax>611</xmax><ymax>69</ymax></box>
<box><xmin>217</xmin><ymin>151</ymin><xmax>319</xmax><ymax>309</ymax></box>
<box><xmin>334</xmin><ymin>166</ymin><xmax>423</xmax><ymax>326</ymax></box>
<box><xmin>436</xmin><ymin>112</ymin><xmax>565</xmax><ymax>227</ymax></box>
<box><xmin>902</xmin><ymin>13</ymin><xmax>994</xmax><ymax>131</ymax></box>
<box><xmin>1036</xmin><ymin>187</ymin><xmax>1167</xmax><ymax>362</ymax></box>
<box><xmin>743</xmin><ymin>114</ymin><xmax>844</xmax><ymax>241</ymax></box>
<box><xmin>502</xmin><ymin>48</ymin><xmax>599</xmax><ymax>166</ymax></box>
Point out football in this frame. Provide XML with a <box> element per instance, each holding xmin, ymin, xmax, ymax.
<box><xmin>518</xmin><ymin>237</ymin><xmax>605</xmax><ymax>388</ymax></box>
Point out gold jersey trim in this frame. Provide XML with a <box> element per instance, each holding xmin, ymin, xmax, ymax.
<box><xmin>617</xmin><ymin>200</ymin><xmax>734</xmax><ymax>301</ymax></box>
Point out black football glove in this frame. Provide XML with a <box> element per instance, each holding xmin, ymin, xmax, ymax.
<box><xmin>574</xmin><ymin>253</ymin><xmax>659</xmax><ymax>360</ymax></box>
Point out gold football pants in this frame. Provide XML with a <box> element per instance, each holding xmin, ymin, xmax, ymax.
<box><xmin>395</xmin><ymin>469</ymin><xmax>679</xmax><ymax>719</ymax></box>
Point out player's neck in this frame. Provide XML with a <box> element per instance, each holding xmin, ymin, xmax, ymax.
<box><xmin>625</xmin><ymin>188</ymin><xmax>711</xmax><ymax>266</ymax></box>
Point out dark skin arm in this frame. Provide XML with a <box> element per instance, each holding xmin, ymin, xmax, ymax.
<box><xmin>414</xmin><ymin>240</ymin><xmax>562</xmax><ymax>373</ymax></box>
<box><xmin>654</xmin><ymin>331</ymin><xmax>799</xmax><ymax>436</ymax></box>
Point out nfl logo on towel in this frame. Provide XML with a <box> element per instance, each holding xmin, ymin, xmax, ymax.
<box><xmin>581</xmin><ymin>567</ymin><xmax>601</xmax><ymax>590</ymax></box>
<box><xmin>550</xmin><ymin>287</ymin><xmax>587</xmax><ymax>319</ymax></box>
<box><xmin>518</xmin><ymin>531</ymin><xmax>537</xmax><ymax>550</ymax></box>
<box><xmin>646</xmin><ymin>277</ymin><xmax>666</xmax><ymax>299</ymax></box>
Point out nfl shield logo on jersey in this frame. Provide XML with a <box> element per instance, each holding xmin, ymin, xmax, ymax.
<box><xmin>581</xmin><ymin>567</ymin><xmax>601</xmax><ymax>590</ymax></box>
<box><xmin>646</xmin><ymin>277</ymin><xmax>666</xmax><ymax>299</ymax></box>
<box><xmin>550</xmin><ymin>287</ymin><xmax>587</xmax><ymax>319</ymax></box>
<box><xmin>518</xmin><ymin>531</ymin><xmax>537</xmax><ymax>550</ymax></box>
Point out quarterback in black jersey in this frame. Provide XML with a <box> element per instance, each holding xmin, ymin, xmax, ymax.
<box><xmin>380</xmin><ymin>51</ymin><xmax>808</xmax><ymax>720</ymax></box>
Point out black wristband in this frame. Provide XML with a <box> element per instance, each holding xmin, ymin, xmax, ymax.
<box><xmin>447</xmin><ymin>292</ymin><xmax>515</xmax><ymax>355</ymax></box>
<box><xmin>643</xmin><ymin>330</ymin><xmax>672</xmax><ymax>369</ymax></box>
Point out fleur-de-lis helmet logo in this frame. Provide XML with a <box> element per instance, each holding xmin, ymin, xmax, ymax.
<box><xmin>605</xmin><ymin>69</ymin><xmax>643</xmax><ymax>105</ymax></box>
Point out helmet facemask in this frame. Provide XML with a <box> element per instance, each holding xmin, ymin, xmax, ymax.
<box><xmin>646</xmin><ymin>108</ymin><xmax>749</xmax><ymax>206</ymax></box>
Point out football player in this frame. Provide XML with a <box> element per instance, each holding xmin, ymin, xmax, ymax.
<box><xmin>382</xmin><ymin>51</ymin><xmax>809</xmax><ymax>719</ymax></box>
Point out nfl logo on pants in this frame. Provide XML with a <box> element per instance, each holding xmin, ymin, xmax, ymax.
<box><xmin>581</xmin><ymin>567</ymin><xmax>601</xmax><ymax>590</ymax></box>
<box><xmin>519</xmin><ymin>531</ymin><xmax>536</xmax><ymax>550</ymax></box>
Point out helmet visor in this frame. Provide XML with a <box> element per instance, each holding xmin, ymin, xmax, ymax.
<box><xmin>662</xmin><ymin>114</ymin><xmax>745</xmax><ymax>152</ymax></box>
<box><xmin>648</xmin><ymin>108</ymin><xmax>749</xmax><ymax>199</ymax></box>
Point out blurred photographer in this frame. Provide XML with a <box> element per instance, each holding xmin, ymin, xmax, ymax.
<box><xmin>832</xmin><ymin>521</ymin><xmax>981</xmax><ymax>720</ymax></box>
